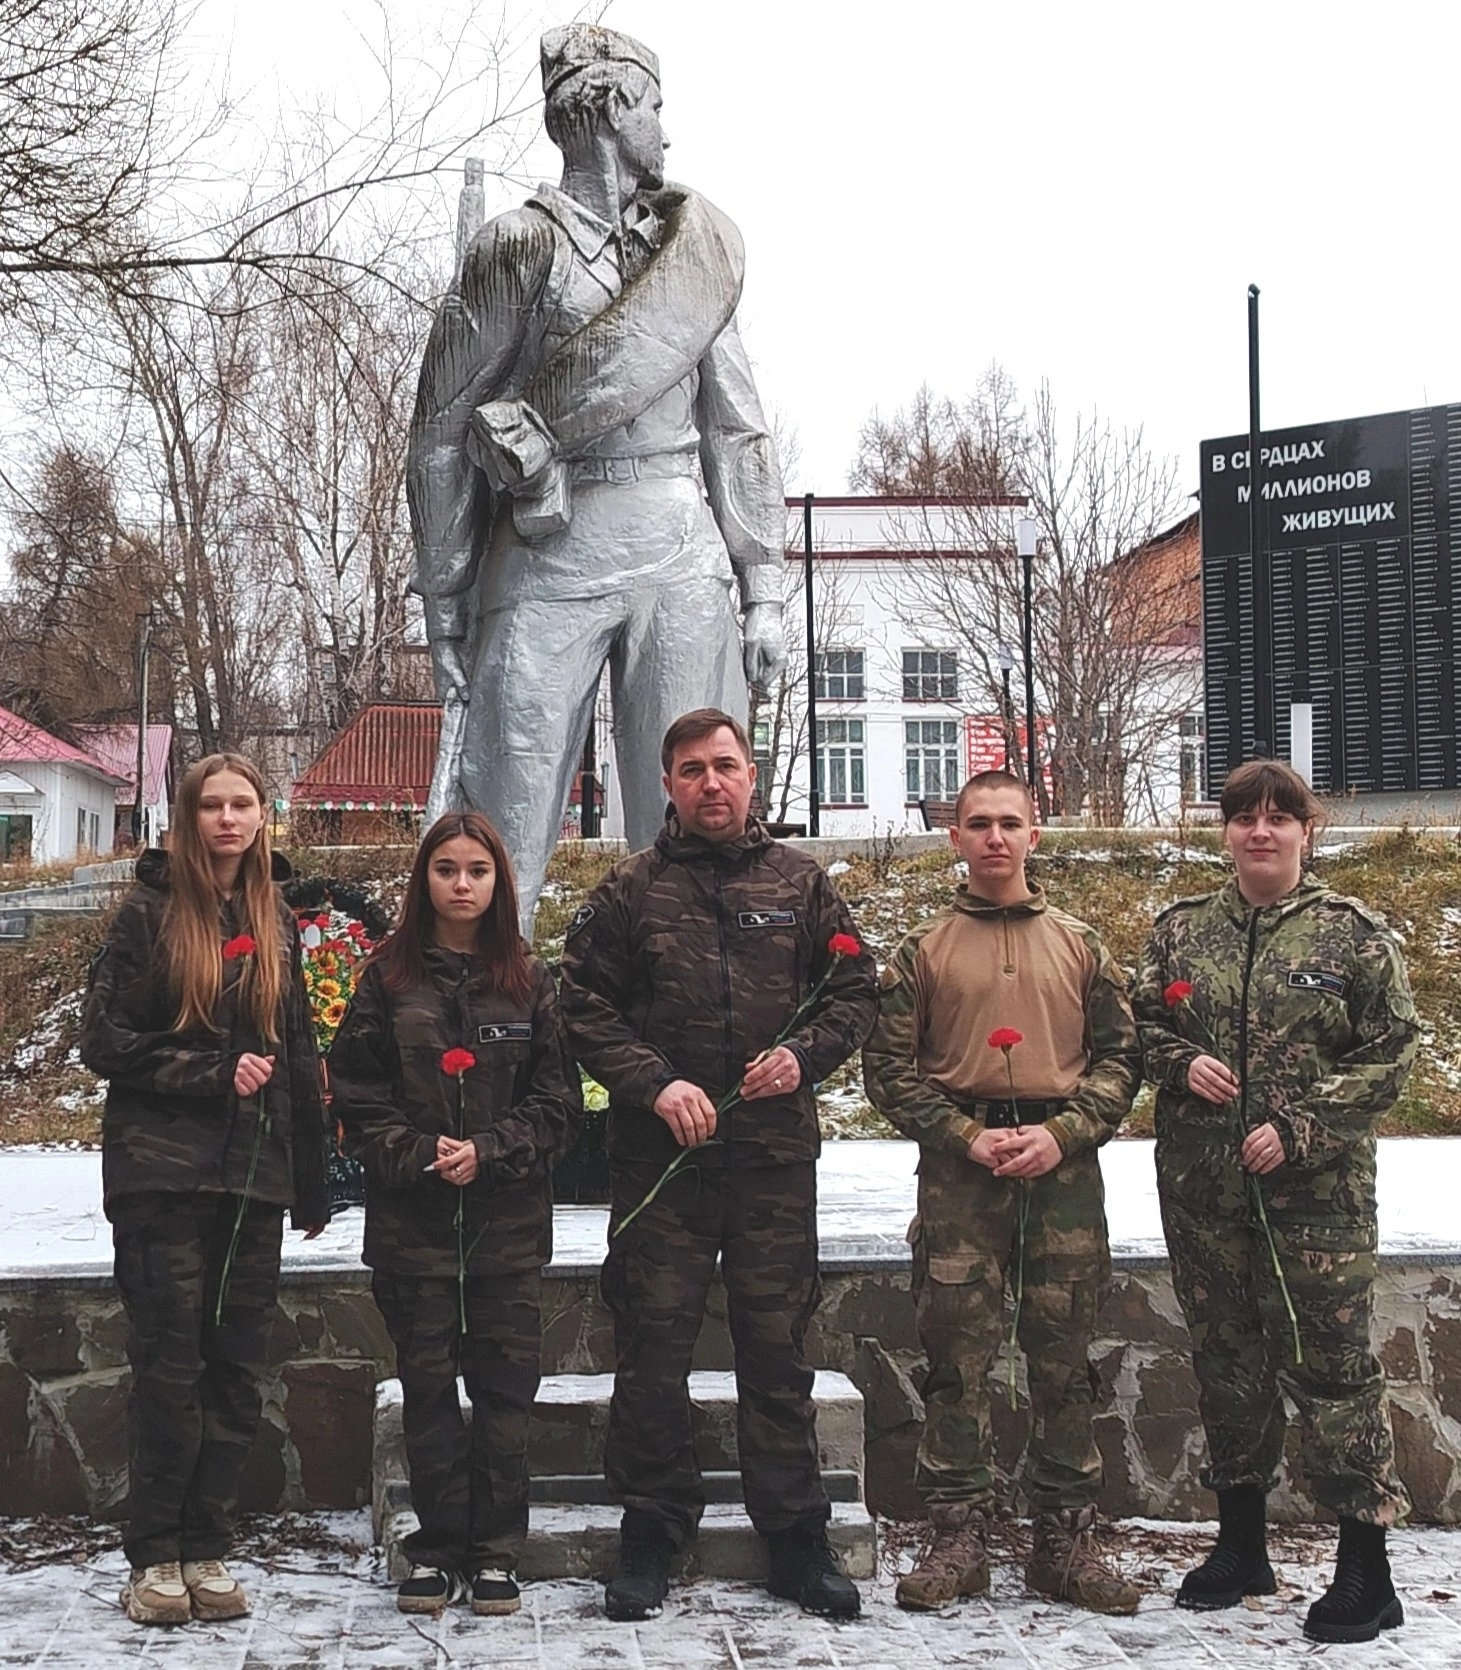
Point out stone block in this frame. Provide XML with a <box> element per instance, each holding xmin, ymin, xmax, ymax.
<box><xmin>1391</xmin><ymin>1401</ymin><xmax>1461</xmax><ymax>1522</ymax></box>
<box><xmin>0</xmin><ymin>1361</ymin><xmax>88</xmax><ymax>1516</ymax></box>
<box><xmin>1426</xmin><ymin>1315</ymin><xmax>1461</xmax><ymax>1420</ymax></box>
<box><xmin>0</xmin><ymin>1295</ymin><xmax>84</xmax><ymax>1380</ymax></box>
<box><xmin>43</xmin><ymin>1369</ymin><xmax>130</xmax><ymax>1511</ymax></box>
<box><xmin>1380</xmin><ymin>1325</ymin><xmax>1422</xmax><ymax>1383</ymax></box>
<box><xmin>284</xmin><ymin>1360</ymin><xmax>376</xmax><ymax>1508</ymax></box>
<box><xmin>540</xmin><ymin>1278</ymin><xmax>614</xmax><ymax>1375</ymax></box>
<box><xmin>383</xmin><ymin>1500</ymin><xmax>877</xmax><ymax>1583</ymax></box>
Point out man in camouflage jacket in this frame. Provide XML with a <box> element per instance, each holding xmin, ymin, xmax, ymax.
<box><xmin>1135</xmin><ymin>871</ymin><xmax>1417</xmax><ymax>1534</ymax></box>
<box><xmin>862</xmin><ymin>772</ymin><xmax>1141</xmax><ymax>1616</ymax></box>
<box><xmin>560</xmin><ymin>708</ymin><xmax>877</xmax><ymax>1621</ymax></box>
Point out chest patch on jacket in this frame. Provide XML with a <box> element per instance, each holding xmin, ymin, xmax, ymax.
<box><xmin>738</xmin><ymin>910</ymin><xmax>796</xmax><ymax>929</ymax></box>
<box><xmin>477</xmin><ymin>1023</ymin><xmax>533</xmax><ymax>1043</ymax></box>
<box><xmin>566</xmin><ymin>905</ymin><xmax>594</xmax><ymax>938</ymax></box>
<box><xmin>1288</xmin><ymin>970</ymin><xmax>1347</xmax><ymax>997</ymax></box>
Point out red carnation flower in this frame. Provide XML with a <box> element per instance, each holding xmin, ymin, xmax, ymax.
<box><xmin>987</xmin><ymin>1027</ymin><xmax>1023</xmax><ymax>1050</ymax></box>
<box><xmin>222</xmin><ymin>934</ymin><xmax>257</xmax><ymax>960</ymax></box>
<box><xmin>1164</xmin><ymin>980</ymin><xmax>1194</xmax><ymax>1007</ymax></box>
<box><xmin>313</xmin><ymin>914</ymin><xmax>332</xmax><ymax>929</ymax></box>
<box><xmin>440</xmin><ymin>1047</ymin><xmax>477</xmax><ymax>1077</ymax></box>
<box><xmin>828</xmin><ymin>932</ymin><xmax>862</xmax><ymax>958</ymax></box>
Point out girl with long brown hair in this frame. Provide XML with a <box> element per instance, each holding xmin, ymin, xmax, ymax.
<box><xmin>329</xmin><ymin>812</ymin><xmax>581</xmax><ymax>1620</ymax></box>
<box><xmin>81</xmin><ymin>754</ymin><xmax>330</xmax><ymax>1627</ymax></box>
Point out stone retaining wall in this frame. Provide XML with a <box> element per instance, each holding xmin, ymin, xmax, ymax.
<box><xmin>3</xmin><ymin>1258</ymin><xmax>1459</xmax><ymax>1523</ymax></box>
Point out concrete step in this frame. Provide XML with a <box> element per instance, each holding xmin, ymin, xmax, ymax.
<box><xmin>382</xmin><ymin>1500</ymin><xmax>878</xmax><ymax>1583</ymax></box>
<box><xmin>372</xmin><ymin>1369</ymin><xmax>866</xmax><ymax>1541</ymax></box>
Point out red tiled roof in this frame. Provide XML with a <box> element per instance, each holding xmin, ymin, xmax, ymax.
<box><xmin>73</xmin><ymin>724</ymin><xmax>173</xmax><ymax>805</ymax></box>
<box><xmin>291</xmin><ymin>703</ymin><xmax>442</xmax><ymax>810</ymax></box>
<box><xmin>0</xmin><ymin>703</ymin><xmax>126</xmax><ymax>781</ymax></box>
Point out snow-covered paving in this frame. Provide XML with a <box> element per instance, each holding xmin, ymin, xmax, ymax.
<box><xmin>4</xmin><ymin>1138</ymin><xmax>1460</xmax><ymax>1280</ymax></box>
<box><xmin>1</xmin><ymin>1510</ymin><xmax>1458</xmax><ymax>1667</ymax></box>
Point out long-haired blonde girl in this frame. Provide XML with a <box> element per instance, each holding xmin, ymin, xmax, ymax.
<box><xmin>81</xmin><ymin>753</ymin><xmax>330</xmax><ymax>1628</ymax></box>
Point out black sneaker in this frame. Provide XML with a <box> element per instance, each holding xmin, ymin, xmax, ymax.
<box><xmin>396</xmin><ymin>1564</ymin><xmax>465</xmax><ymax>1616</ymax></box>
<box><xmin>471</xmin><ymin>1568</ymin><xmax>521</xmax><ymax>1616</ymax></box>
<box><xmin>604</xmin><ymin>1522</ymin><xmax>673</xmax><ymax>1621</ymax></box>
<box><xmin>766</xmin><ymin>1524</ymin><xmax>861</xmax><ymax>1620</ymax></box>
<box><xmin>1304</xmin><ymin>1519</ymin><xmax>1404</xmax><ymax>1644</ymax></box>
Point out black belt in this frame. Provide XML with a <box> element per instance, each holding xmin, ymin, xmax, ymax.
<box><xmin>969</xmin><ymin>1098</ymin><xmax>1062</xmax><ymax>1130</ymax></box>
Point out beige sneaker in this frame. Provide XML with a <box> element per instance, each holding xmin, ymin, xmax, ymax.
<box><xmin>896</xmin><ymin>1503</ymin><xmax>990</xmax><ymax>1610</ymax></box>
<box><xmin>181</xmin><ymin>1559</ymin><xmax>250</xmax><ymax>1620</ymax></box>
<box><xmin>1026</xmin><ymin>1506</ymin><xmax>1140</xmax><ymax>1615</ymax></box>
<box><xmin>121</xmin><ymin>1562</ymin><xmax>191</xmax><ymax>1625</ymax></box>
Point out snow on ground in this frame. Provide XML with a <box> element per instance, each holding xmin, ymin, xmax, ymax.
<box><xmin>1</xmin><ymin>1509</ymin><xmax>1458</xmax><ymax>1668</ymax></box>
<box><xmin>4</xmin><ymin>1139</ymin><xmax>1460</xmax><ymax>1281</ymax></box>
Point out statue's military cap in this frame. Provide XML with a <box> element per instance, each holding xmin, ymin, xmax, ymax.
<box><xmin>541</xmin><ymin>25</ymin><xmax>660</xmax><ymax>98</ymax></box>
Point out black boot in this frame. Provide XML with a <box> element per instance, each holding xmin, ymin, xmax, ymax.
<box><xmin>766</xmin><ymin>1519</ymin><xmax>861</xmax><ymax>1619</ymax></box>
<box><xmin>1175</xmin><ymin>1485</ymin><xmax>1276</xmax><ymax>1611</ymax></box>
<box><xmin>604</xmin><ymin>1513</ymin><xmax>674</xmax><ymax>1622</ymax></box>
<box><xmin>1304</xmin><ymin>1518</ymin><xmax>1403</xmax><ymax>1644</ymax></box>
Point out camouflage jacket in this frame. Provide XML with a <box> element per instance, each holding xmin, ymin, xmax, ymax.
<box><xmin>1134</xmin><ymin>876</ymin><xmax>1418</xmax><ymax>1227</ymax></box>
<box><xmin>558</xmin><ymin>816</ymin><xmax>878</xmax><ymax>1166</ymax></box>
<box><xmin>862</xmin><ymin>886</ymin><xmax>1141</xmax><ymax>1160</ymax></box>
<box><xmin>328</xmin><ymin>949</ymin><xmax>582</xmax><ymax>1277</ymax></box>
<box><xmin>80</xmin><ymin>850</ymin><xmax>330</xmax><ymax>1228</ymax></box>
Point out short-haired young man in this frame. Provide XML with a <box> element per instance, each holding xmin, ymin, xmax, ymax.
<box><xmin>862</xmin><ymin>771</ymin><xmax>1142</xmax><ymax>1614</ymax></box>
<box><xmin>561</xmin><ymin>709</ymin><xmax>878</xmax><ymax>1622</ymax></box>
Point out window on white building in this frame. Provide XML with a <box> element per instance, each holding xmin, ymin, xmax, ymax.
<box><xmin>816</xmin><ymin>718</ymin><xmax>866</xmax><ymax>805</ymax></box>
<box><xmin>902</xmin><ymin>648</ymin><xmax>958</xmax><ymax>701</ymax></box>
<box><xmin>905</xmin><ymin>720</ymin><xmax>962</xmax><ymax>802</ymax></box>
<box><xmin>815</xmin><ymin>648</ymin><xmax>865</xmax><ymax>700</ymax></box>
<box><xmin>1179</xmin><ymin>713</ymin><xmax>1206</xmax><ymax>803</ymax></box>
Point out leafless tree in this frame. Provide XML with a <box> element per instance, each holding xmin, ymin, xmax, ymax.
<box><xmin>852</xmin><ymin>368</ymin><xmax>1196</xmax><ymax>823</ymax></box>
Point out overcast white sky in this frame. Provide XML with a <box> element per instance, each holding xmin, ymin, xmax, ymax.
<box><xmin>186</xmin><ymin>0</ymin><xmax>1461</xmax><ymax>499</ymax></box>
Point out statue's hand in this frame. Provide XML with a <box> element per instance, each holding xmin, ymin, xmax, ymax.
<box><xmin>430</xmin><ymin>637</ymin><xmax>471</xmax><ymax>705</ymax></box>
<box><xmin>742</xmin><ymin>601</ymin><xmax>786</xmax><ymax>693</ymax></box>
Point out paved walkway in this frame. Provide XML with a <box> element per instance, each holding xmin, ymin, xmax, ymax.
<box><xmin>3</xmin><ymin>1513</ymin><xmax>1460</xmax><ymax>1668</ymax></box>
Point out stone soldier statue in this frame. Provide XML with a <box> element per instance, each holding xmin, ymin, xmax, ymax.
<box><xmin>407</xmin><ymin>25</ymin><xmax>787</xmax><ymax>927</ymax></box>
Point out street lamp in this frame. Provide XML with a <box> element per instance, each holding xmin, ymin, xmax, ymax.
<box><xmin>997</xmin><ymin>642</ymin><xmax>1015</xmax><ymax>773</ymax></box>
<box><xmin>1016</xmin><ymin>516</ymin><xmax>1038</xmax><ymax>801</ymax></box>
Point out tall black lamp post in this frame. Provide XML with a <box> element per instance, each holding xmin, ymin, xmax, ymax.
<box><xmin>1017</xmin><ymin>516</ymin><xmax>1038</xmax><ymax>798</ymax></box>
<box><xmin>803</xmin><ymin>492</ymin><xmax>819</xmax><ymax>835</ymax></box>
<box><xmin>998</xmin><ymin>641</ymin><xmax>1015</xmax><ymax>772</ymax></box>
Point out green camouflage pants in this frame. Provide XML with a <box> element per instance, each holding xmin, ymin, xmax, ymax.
<box><xmin>601</xmin><ymin>1159</ymin><xmax>828</xmax><ymax>1546</ymax></box>
<box><xmin>110</xmin><ymin>1190</ymin><xmax>283</xmax><ymax>1568</ymax></box>
<box><xmin>372</xmin><ymin>1268</ymin><xmax>542</xmax><ymax>1570</ymax></box>
<box><xmin>1162</xmin><ymin>1191</ymin><xmax>1409</xmax><ymax>1525</ymax></box>
<box><xmin>911</xmin><ymin>1146</ymin><xmax>1110</xmax><ymax>1512</ymax></box>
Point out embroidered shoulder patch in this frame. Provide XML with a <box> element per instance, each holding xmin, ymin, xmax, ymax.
<box><xmin>738</xmin><ymin>910</ymin><xmax>797</xmax><ymax>929</ymax></box>
<box><xmin>566</xmin><ymin>904</ymin><xmax>595</xmax><ymax>939</ymax></box>
<box><xmin>477</xmin><ymin>1022</ymin><xmax>533</xmax><ymax>1043</ymax></box>
<box><xmin>1288</xmin><ymin>970</ymin><xmax>1348</xmax><ymax>997</ymax></box>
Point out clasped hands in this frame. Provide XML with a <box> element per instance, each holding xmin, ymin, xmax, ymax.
<box><xmin>652</xmin><ymin>1046</ymin><xmax>802</xmax><ymax>1148</ymax></box>
<box><xmin>968</xmin><ymin>1123</ymin><xmax>1063</xmax><ymax>1179</ymax></box>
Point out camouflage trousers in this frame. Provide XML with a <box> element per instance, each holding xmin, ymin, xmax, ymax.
<box><xmin>372</xmin><ymin>1268</ymin><xmax>542</xmax><ymax>1570</ymax></box>
<box><xmin>601</xmin><ymin>1158</ymin><xmax>829</xmax><ymax>1547</ymax></box>
<box><xmin>910</xmin><ymin>1147</ymin><xmax>1110</xmax><ymax>1513</ymax></box>
<box><xmin>1162</xmin><ymin>1191</ymin><xmax>1409</xmax><ymax>1525</ymax></box>
<box><xmin>110</xmin><ymin>1190</ymin><xmax>283</xmax><ymax>1568</ymax></box>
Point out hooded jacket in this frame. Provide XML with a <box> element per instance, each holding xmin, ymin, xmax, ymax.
<box><xmin>327</xmin><ymin>948</ymin><xmax>582</xmax><ymax>1278</ymax></box>
<box><xmin>80</xmin><ymin>849</ymin><xmax>330</xmax><ymax>1228</ymax></box>
<box><xmin>1134</xmin><ymin>875</ymin><xmax>1418</xmax><ymax>1230</ymax></box>
<box><xmin>558</xmin><ymin>816</ymin><xmax>878</xmax><ymax>1166</ymax></box>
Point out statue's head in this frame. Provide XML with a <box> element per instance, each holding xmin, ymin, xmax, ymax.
<box><xmin>541</xmin><ymin>24</ymin><xmax>665</xmax><ymax>188</ymax></box>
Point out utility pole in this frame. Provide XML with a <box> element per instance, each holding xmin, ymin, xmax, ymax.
<box><xmin>803</xmin><ymin>492</ymin><xmax>819</xmax><ymax>836</ymax></box>
<box><xmin>1248</xmin><ymin>283</ymin><xmax>1273</xmax><ymax>758</ymax></box>
<box><xmin>133</xmin><ymin>609</ymin><xmax>152</xmax><ymax>846</ymax></box>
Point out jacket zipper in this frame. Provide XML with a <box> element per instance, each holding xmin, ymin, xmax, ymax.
<box><xmin>1238</xmin><ymin>907</ymin><xmax>1261</xmax><ymax>1133</ymax></box>
<box><xmin>713</xmin><ymin>864</ymin><xmax>735</xmax><ymax>1105</ymax></box>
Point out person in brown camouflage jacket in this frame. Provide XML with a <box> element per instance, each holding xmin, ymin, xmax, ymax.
<box><xmin>80</xmin><ymin>755</ymin><xmax>330</xmax><ymax>1628</ymax></box>
<box><xmin>328</xmin><ymin>812</ymin><xmax>581</xmax><ymax>1620</ymax></box>
<box><xmin>1134</xmin><ymin>759</ymin><xmax>1418</xmax><ymax>1645</ymax></box>
<box><xmin>862</xmin><ymin>770</ymin><xmax>1142</xmax><ymax>1619</ymax></box>
<box><xmin>560</xmin><ymin>708</ymin><xmax>877</xmax><ymax>1623</ymax></box>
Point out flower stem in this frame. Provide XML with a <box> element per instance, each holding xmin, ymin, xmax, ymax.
<box><xmin>1248</xmin><ymin>1173</ymin><xmax>1303</xmax><ymax>1365</ymax></box>
<box><xmin>215</xmin><ymin>1093</ymin><xmax>267</xmax><ymax>1327</ymax></box>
